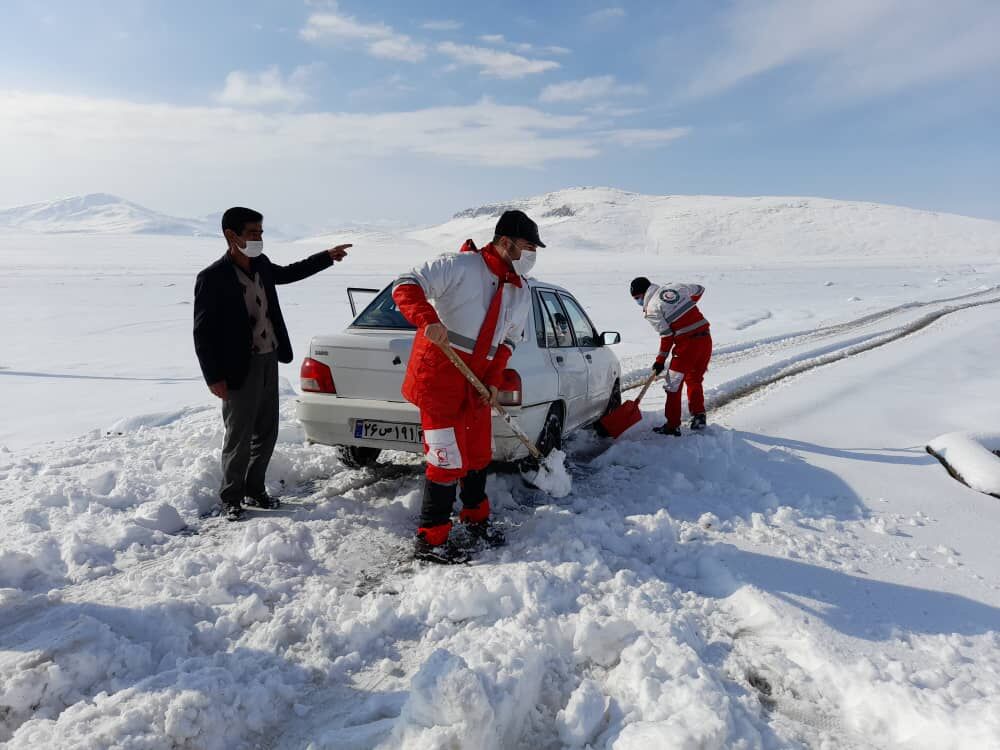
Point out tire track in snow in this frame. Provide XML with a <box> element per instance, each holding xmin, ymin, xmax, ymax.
<box><xmin>708</xmin><ymin>295</ymin><xmax>1000</xmax><ymax>415</ymax></box>
<box><xmin>619</xmin><ymin>288</ymin><xmax>1000</xmax><ymax>415</ymax></box>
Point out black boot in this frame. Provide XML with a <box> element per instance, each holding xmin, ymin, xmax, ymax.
<box><xmin>459</xmin><ymin>469</ymin><xmax>487</xmax><ymax>506</ymax></box>
<box><xmin>414</xmin><ymin>480</ymin><xmax>466</xmax><ymax>564</ymax></box>
<box><xmin>652</xmin><ymin>423</ymin><xmax>682</xmax><ymax>437</ymax></box>
<box><xmin>689</xmin><ymin>413</ymin><xmax>707</xmax><ymax>431</ymax></box>
<box><xmin>413</xmin><ymin>534</ymin><xmax>470</xmax><ymax>565</ymax></box>
<box><xmin>246</xmin><ymin>491</ymin><xmax>279</xmax><ymax>509</ymax></box>
<box><xmin>458</xmin><ymin>470</ymin><xmax>505</xmax><ymax>548</ymax></box>
<box><xmin>224</xmin><ymin>504</ymin><xmax>245</xmax><ymax>522</ymax></box>
<box><xmin>465</xmin><ymin>521</ymin><xmax>506</xmax><ymax>548</ymax></box>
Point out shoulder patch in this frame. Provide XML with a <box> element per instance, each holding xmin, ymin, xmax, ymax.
<box><xmin>659</xmin><ymin>288</ymin><xmax>680</xmax><ymax>304</ymax></box>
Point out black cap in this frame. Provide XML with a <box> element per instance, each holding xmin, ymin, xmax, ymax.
<box><xmin>495</xmin><ymin>209</ymin><xmax>545</xmax><ymax>248</ymax></box>
<box><xmin>630</xmin><ymin>277</ymin><xmax>652</xmax><ymax>297</ymax></box>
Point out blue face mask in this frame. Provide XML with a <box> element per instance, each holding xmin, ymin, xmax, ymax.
<box><xmin>635</xmin><ymin>297</ymin><xmax>644</xmax><ymax>307</ymax></box>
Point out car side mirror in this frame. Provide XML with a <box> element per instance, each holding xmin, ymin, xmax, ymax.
<box><xmin>600</xmin><ymin>331</ymin><xmax>621</xmax><ymax>346</ymax></box>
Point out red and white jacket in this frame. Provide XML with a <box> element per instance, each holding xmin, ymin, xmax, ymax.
<box><xmin>392</xmin><ymin>243</ymin><xmax>531</xmax><ymax>410</ymax></box>
<box><xmin>642</xmin><ymin>282</ymin><xmax>709</xmax><ymax>362</ymax></box>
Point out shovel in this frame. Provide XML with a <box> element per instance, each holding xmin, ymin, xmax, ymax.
<box><xmin>435</xmin><ymin>342</ymin><xmax>571</xmax><ymax>496</ymax></box>
<box><xmin>598</xmin><ymin>372</ymin><xmax>659</xmax><ymax>438</ymax></box>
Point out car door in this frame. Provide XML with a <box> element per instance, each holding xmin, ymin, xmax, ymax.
<box><xmin>558</xmin><ymin>292</ymin><xmax>615</xmax><ymax>422</ymax></box>
<box><xmin>536</xmin><ymin>289</ymin><xmax>590</xmax><ymax>429</ymax></box>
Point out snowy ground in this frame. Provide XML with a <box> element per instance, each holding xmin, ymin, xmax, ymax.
<box><xmin>2</xmin><ymin>216</ymin><xmax>1000</xmax><ymax>748</ymax></box>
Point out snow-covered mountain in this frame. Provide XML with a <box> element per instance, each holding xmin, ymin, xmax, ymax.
<box><xmin>411</xmin><ymin>187</ymin><xmax>1000</xmax><ymax>258</ymax></box>
<box><xmin>0</xmin><ymin>193</ymin><xmax>216</xmax><ymax>236</ymax></box>
<box><xmin>8</xmin><ymin>188</ymin><xmax>1000</xmax><ymax>258</ymax></box>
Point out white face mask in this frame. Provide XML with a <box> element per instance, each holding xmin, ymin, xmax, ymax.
<box><xmin>240</xmin><ymin>240</ymin><xmax>264</xmax><ymax>258</ymax></box>
<box><xmin>512</xmin><ymin>249</ymin><xmax>536</xmax><ymax>276</ymax></box>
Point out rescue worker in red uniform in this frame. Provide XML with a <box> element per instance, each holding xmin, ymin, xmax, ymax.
<box><xmin>393</xmin><ymin>210</ymin><xmax>544</xmax><ymax>563</ymax></box>
<box><xmin>630</xmin><ymin>276</ymin><xmax>712</xmax><ymax>436</ymax></box>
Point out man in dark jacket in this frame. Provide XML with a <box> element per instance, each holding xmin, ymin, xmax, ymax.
<box><xmin>193</xmin><ymin>206</ymin><xmax>350</xmax><ymax>521</ymax></box>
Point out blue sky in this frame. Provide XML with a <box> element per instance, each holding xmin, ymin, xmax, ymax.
<box><xmin>1</xmin><ymin>0</ymin><xmax>998</xmax><ymax>228</ymax></box>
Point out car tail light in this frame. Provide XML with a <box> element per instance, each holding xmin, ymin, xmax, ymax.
<box><xmin>300</xmin><ymin>357</ymin><xmax>336</xmax><ymax>393</ymax></box>
<box><xmin>497</xmin><ymin>369</ymin><xmax>522</xmax><ymax>406</ymax></box>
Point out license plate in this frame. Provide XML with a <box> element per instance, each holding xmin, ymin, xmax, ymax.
<box><xmin>353</xmin><ymin>420</ymin><xmax>424</xmax><ymax>444</ymax></box>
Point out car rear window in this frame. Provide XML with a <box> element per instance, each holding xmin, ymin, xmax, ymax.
<box><xmin>351</xmin><ymin>284</ymin><xmax>416</xmax><ymax>329</ymax></box>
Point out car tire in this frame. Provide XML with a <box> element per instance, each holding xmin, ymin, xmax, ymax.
<box><xmin>535</xmin><ymin>403</ymin><xmax>564</xmax><ymax>457</ymax></box>
<box><xmin>337</xmin><ymin>446</ymin><xmax>382</xmax><ymax>468</ymax></box>
<box><xmin>593</xmin><ymin>380</ymin><xmax>622</xmax><ymax>437</ymax></box>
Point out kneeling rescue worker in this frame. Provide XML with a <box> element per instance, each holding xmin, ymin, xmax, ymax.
<box><xmin>393</xmin><ymin>210</ymin><xmax>544</xmax><ymax>563</ymax></box>
<box><xmin>631</xmin><ymin>276</ymin><xmax>712</xmax><ymax>436</ymax></box>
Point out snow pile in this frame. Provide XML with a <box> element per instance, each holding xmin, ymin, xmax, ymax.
<box><xmin>526</xmin><ymin>448</ymin><xmax>572</xmax><ymax>498</ymax></box>
<box><xmin>927</xmin><ymin>432</ymin><xmax>1000</xmax><ymax>496</ymax></box>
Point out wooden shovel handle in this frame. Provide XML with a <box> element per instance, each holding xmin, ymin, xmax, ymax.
<box><xmin>635</xmin><ymin>372</ymin><xmax>659</xmax><ymax>402</ymax></box>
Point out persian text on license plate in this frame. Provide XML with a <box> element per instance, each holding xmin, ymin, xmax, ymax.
<box><xmin>353</xmin><ymin>420</ymin><xmax>423</xmax><ymax>444</ymax></box>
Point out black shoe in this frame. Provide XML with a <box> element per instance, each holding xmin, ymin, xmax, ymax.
<box><xmin>689</xmin><ymin>413</ymin><xmax>707</xmax><ymax>431</ymax></box>
<box><xmin>246</xmin><ymin>492</ymin><xmax>279</xmax><ymax>509</ymax></box>
<box><xmin>652</xmin><ymin>423</ymin><xmax>682</xmax><ymax>437</ymax></box>
<box><xmin>225</xmin><ymin>504</ymin><xmax>245</xmax><ymax>522</ymax></box>
<box><xmin>464</xmin><ymin>521</ymin><xmax>506</xmax><ymax>548</ymax></box>
<box><xmin>413</xmin><ymin>538</ymin><xmax>470</xmax><ymax>565</ymax></box>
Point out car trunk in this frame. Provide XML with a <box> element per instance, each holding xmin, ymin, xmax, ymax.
<box><xmin>309</xmin><ymin>328</ymin><xmax>415</xmax><ymax>402</ymax></box>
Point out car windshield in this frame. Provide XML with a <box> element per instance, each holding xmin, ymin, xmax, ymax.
<box><xmin>351</xmin><ymin>284</ymin><xmax>416</xmax><ymax>329</ymax></box>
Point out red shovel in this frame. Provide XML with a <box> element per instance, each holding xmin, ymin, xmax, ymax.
<box><xmin>599</xmin><ymin>372</ymin><xmax>659</xmax><ymax>438</ymax></box>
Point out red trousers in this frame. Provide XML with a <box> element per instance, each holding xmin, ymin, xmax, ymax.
<box><xmin>420</xmin><ymin>381</ymin><xmax>493</xmax><ymax>484</ymax></box>
<box><xmin>663</xmin><ymin>332</ymin><xmax>712</xmax><ymax>428</ymax></box>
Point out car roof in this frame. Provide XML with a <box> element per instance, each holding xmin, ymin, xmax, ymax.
<box><xmin>526</xmin><ymin>277</ymin><xmax>572</xmax><ymax>295</ymax></box>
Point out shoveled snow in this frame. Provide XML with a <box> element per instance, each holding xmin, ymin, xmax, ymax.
<box><xmin>525</xmin><ymin>448</ymin><xmax>572</xmax><ymax>498</ymax></box>
<box><xmin>2</xmin><ymin>189</ymin><xmax>1000</xmax><ymax>748</ymax></box>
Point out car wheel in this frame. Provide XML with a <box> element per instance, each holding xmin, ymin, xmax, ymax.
<box><xmin>593</xmin><ymin>380</ymin><xmax>622</xmax><ymax>437</ymax></box>
<box><xmin>337</xmin><ymin>446</ymin><xmax>382</xmax><ymax>468</ymax></box>
<box><xmin>535</xmin><ymin>403</ymin><xmax>564</xmax><ymax>457</ymax></box>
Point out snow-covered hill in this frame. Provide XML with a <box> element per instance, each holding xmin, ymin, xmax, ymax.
<box><xmin>408</xmin><ymin>187</ymin><xmax>1000</xmax><ymax>259</ymax></box>
<box><xmin>7</xmin><ymin>188</ymin><xmax>1000</xmax><ymax>258</ymax></box>
<box><xmin>0</xmin><ymin>193</ymin><xmax>216</xmax><ymax>236</ymax></box>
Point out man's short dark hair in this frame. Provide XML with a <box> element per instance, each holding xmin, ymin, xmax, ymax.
<box><xmin>630</xmin><ymin>277</ymin><xmax>652</xmax><ymax>297</ymax></box>
<box><xmin>221</xmin><ymin>207</ymin><xmax>263</xmax><ymax>237</ymax></box>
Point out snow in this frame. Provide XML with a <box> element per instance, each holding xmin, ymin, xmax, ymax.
<box><xmin>927</xmin><ymin>432</ymin><xmax>1000</xmax><ymax>497</ymax></box>
<box><xmin>524</xmin><ymin>448</ymin><xmax>573</xmax><ymax>497</ymax></box>
<box><xmin>0</xmin><ymin>193</ymin><xmax>217</xmax><ymax>236</ymax></box>
<box><xmin>2</xmin><ymin>188</ymin><xmax>1000</xmax><ymax>748</ymax></box>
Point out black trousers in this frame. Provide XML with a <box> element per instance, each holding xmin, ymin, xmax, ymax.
<box><xmin>220</xmin><ymin>352</ymin><xmax>278</xmax><ymax>507</ymax></box>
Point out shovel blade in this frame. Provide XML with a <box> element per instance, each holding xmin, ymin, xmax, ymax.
<box><xmin>598</xmin><ymin>399</ymin><xmax>642</xmax><ymax>438</ymax></box>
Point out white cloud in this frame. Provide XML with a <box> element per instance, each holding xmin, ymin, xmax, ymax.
<box><xmin>217</xmin><ymin>66</ymin><xmax>317</xmax><ymax>107</ymax></box>
<box><xmin>421</xmin><ymin>19</ymin><xmax>462</xmax><ymax>32</ymax></box>
<box><xmin>437</xmin><ymin>42</ymin><xmax>560</xmax><ymax>79</ymax></box>
<box><xmin>604</xmin><ymin>127</ymin><xmax>691</xmax><ymax>147</ymax></box>
<box><xmin>301</xmin><ymin>10</ymin><xmax>426</xmax><ymax>62</ymax></box>
<box><xmin>369</xmin><ymin>37</ymin><xmax>426</xmax><ymax>62</ymax></box>
<box><xmin>540</xmin><ymin>75</ymin><xmax>646</xmax><ymax>103</ymax></box>
<box><xmin>476</xmin><ymin>34</ymin><xmax>571</xmax><ymax>56</ymax></box>
<box><xmin>684</xmin><ymin>0</ymin><xmax>1000</xmax><ymax>103</ymax></box>
<box><xmin>0</xmin><ymin>91</ymin><xmax>599</xmax><ymax>173</ymax></box>
<box><xmin>585</xmin><ymin>7</ymin><xmax>626</xmax><ymax>26</ymax></box>
<box><xmin>0</xmin><ymin>90</ymin><xmax>693</xmax><ymax>224</ymax></box>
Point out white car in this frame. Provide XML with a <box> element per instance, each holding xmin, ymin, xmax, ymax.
<box><xmin>295</xmin><ymin>279</ymin><xmax>622</xmax><ymax>467</ymax></box>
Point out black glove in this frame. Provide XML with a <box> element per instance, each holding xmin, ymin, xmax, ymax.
<box><xmin>651</xmin><ymin>360</ymin><xmax>665</xmax><ymax>375</ymax></box>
